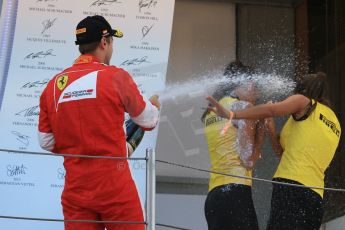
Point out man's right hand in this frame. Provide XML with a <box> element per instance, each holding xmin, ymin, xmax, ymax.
<box><xmin>149</xmin><ymin>95</ymin><xmax>161</xmax><ymax>110</ymax></box>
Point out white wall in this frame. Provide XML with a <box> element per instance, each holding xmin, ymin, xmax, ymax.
<box><xmin>157</xmin><ymin>0</ymin><xmax>236</xmax><ymax>179</ymax></box>
<box><xmin>321</xmin><ymin>215</ymin><xmax>345</xmax><ymax>230</ymax></box>
<box><xmin>157</xmin><ymin>194</ymin><xmax>208</xmax><ymax>230</ymax></box>
<box><xmin>0</xmin><ymin>0</ymin><xmax>3</xmax><ymax>16</ymax></box>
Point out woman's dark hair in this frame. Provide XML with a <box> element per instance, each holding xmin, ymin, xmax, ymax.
<box><xmin>212</xmin><ymin>61</ymin><xmax>254</xmax><ymax>101</ymax></box>
<box><xmin>295</xmin><ymin>72</ymin><xmax>330</xmax><ymax>107</ymax></box>
<box><xmin>224</xmin><ymin>60</ymin><xmax>254</xmax><ymax>76</ymax></box>
<box><xmin>201</xmin><ymin>61</ymin><xmax>254</xmax><ymax>122</ymax></box>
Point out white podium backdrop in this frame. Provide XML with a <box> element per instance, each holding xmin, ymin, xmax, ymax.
<box><xmin>0</xmin><ymin>0</ymin><xmax>175</xmax><ymax>229</ymax></box>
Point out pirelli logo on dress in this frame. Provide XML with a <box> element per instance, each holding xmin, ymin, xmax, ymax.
<box><xmin>205</xmin><ymin>116</ymin><xmax>223</xmax><ymax>126</ymax></box>
<box><xmin>319</xmin><ymin>114</ymin><xmax>340</xmax><ymax>137</ymax></box>
<box><xmin>63</xmin><ymin>89</ymin><xmax>94</xmax><ymax>99</ymax></box>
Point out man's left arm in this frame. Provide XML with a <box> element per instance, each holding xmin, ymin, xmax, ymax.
<box><xmin>117</xmin><ymin>71</ymin><xmax>160</xmax><ymax>130</ymax></box>
<box><xmin>38</xmin><ymin>89</ymin><xmax>55</xmax><ymax>152</ymax></box>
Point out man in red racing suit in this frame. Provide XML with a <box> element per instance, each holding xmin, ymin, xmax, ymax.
<box><xmin>38</xmin><ymin>15</ymin><xmax>160</xmax><ymax>230</ymax></box>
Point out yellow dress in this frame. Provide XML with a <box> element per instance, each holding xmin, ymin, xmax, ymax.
<box><xmin>274</xmin><ymin>101</ymin><xmax>341</xmax><ymax>198</ymax></box>
<box><xmin>204</xmin><ymin>97</ymin><xmax>252</xmax><ymax>191</ymax></box>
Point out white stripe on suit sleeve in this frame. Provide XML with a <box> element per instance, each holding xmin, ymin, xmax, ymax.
<box><xmin>131</xmin><ymin>97</ymin><xmax>159</xmax><ymax>129</ymax></box>
<box><xmin>38</xmin><ymin>131</ymin><xmax>55</xmax><ymax>152</ymax></box>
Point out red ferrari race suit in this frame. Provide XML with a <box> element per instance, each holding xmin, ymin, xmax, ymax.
<box><xmin>38</xmin><ymin>54</ymin><xmax>159</xmax><ymax>230</ymax></box>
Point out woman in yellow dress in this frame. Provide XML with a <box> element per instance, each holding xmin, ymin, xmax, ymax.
<box><xmin>202</xmin><ymin>61</ymin><xmax>264</xmax><ymax>230</ymax></box>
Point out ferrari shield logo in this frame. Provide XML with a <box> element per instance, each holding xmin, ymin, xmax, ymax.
<box><xmin>57</xmin><ymin>75</ymin><xmax>68</xmax><ymax>90</ymax></box>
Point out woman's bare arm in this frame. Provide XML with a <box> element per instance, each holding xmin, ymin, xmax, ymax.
<box><xmin>265</xmin><ymin>117</ymin><xmax>284</xmax><ymax>158</ymax></box>
<box><xmin>207</xmin><ymin>94</ymin><xmax>310</xmax><ymax>120</ymax></box>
